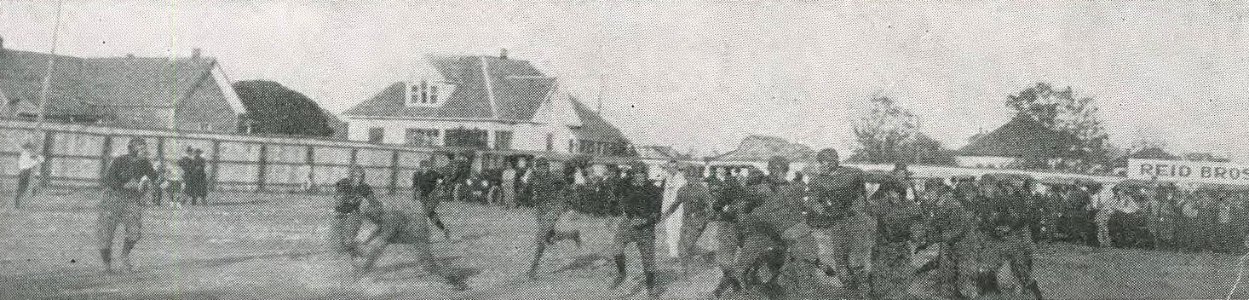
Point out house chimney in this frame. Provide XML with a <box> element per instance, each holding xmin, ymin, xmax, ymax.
<box><xmin>500</xmin><ymin>48</ymin><xmax>508</xmax><ymax>60</ymax></box>
<box><xmin>192</xmin><ymin>48</ymin><xmax>201</xmax><ymax>59</ymax></box>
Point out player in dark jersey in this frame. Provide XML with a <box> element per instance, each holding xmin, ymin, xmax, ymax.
<box><xmin>412</xmin><ymin>160</ymin><xmax>451</xmax><ymax>239</ymax></box>
<box><xmin>96</xmin><ymin>138</ymin><xmax>157</xmax><ymax>274</ymax></box>
<box><xmin>661</xmin><ymin>166</ymin><xmax>714</xmax><ymax>276</ymax></box>
<box><xmin>805</xmin><ymin>148</ymin><xmax>872</xmax><ymax>295</ymax></box>
<box><xmin>609</xmin><ymin>161</ymin><xmax>663</xmax><ymax>297</ymax></box>
<box><xmin>525</xmin><ymin>157</ymin><xmax>584</xmax><ymax>279</ymax></box>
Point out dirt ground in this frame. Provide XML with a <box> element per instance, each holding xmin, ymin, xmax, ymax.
<box><xmin>2</xmin><ymin>188</ymin><xmax>1248</xmax><ymax>299</ymax></box>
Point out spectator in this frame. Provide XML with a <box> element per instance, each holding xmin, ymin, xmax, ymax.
<box><xmin>12</xmin><ymin>142</ymin><xmax>43</xmax><ymax>209</ymax></box>
<box><xmin>191</xmin><ymin>149</ymin><xmax>209</xmax><ymax>204</ymax></box>
<box><xmin>163</xmin><ymin>159</ymin><xmax>183</xmax><ymax>208</ymax></box>
<box><xmin>1196</xmin><ymin>190</ymin><xmax>1218</xmax><ymax>253</ymax></box>
<box><xmin>151</xmin><ymin>165</ymin><xmax>168</xmax><ymax>206</ymax></box>
<box><xmin>501</xmin><ymin>160</ymin><xmax>518</xmax><ymax>209</ymax></box>
<box><xmin>176</xmin><ymin>148</ymin><xmax>195</xmax><ymax>205</ymax></box>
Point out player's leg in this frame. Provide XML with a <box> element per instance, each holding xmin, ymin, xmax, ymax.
<box><xmin>609</xmin><ymin>222</ymin><xmax>630</xmax><ymax>288</ymax></box>
<box><xmin>118</xmin><ymin>207</ymin><xmax>143</xmax><ymax>272</ymax></box>
<box><xmin>678</xmin><ymin>216</ymin><xmax>708</xmax><ymax>276</ymax></box>
<box><xmin>826</xmin><ymin>223</ymin><xmax>853</xmax><ymax>286</ymax></box>
<box><xmin>13</xmin><ymin>169</ymin><xmax>31</xmax><ymax>208</ymax></box>
<box><xmin>636</xmin><ymin>227</ymin><xmax>659</xmax><ymax>297</ymax></box>
<box><xmin>408</xmin><ymin>239</ymin><xmax>468</xmax><ymax>290</ymax></box>
<box><xmin>846</xmin><ymin>215</ymin><xmax>875</xmax><ymax>295</ymax></box>
<box><xmin>355</xmin><ymin>239</ymin><xmax>389</xmax><ymax>276</ymax></box>
<box><xmin>426</xmin><ymin>208</ymin><xmax>450</xmax><ymax>239</ymax></box>
<box><xmin>711</xmin><ymin>221</ymin><xmax>742</xmax><ymax>297</ymax></box>
<box><xmin>1008</xmin><ymin>233</ymin><xmax>1043</xmax><ymax>299</ymax></box>
<box><xmin>96</xmin><ymin>208</ymin><xmax>120</xmax><ymax>273</ymax></box>
<box><xmin>527</xmin><ymin>217</ymin><xmax>557</xmax><ymax>279</ymax></box>
<box><xmin>331</xmin><ymin>213</ymin><xmax>363</xmax><ymax>257</ymax></box>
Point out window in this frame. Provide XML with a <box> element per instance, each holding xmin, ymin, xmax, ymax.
<box><xmin>494</xmin><ymin>131</ymin><xmax>513</xmax><ymax>150</ymax></box>
<box><xmin>430</xmin><ymin>86</ymin><xmax>438</xmax><ymax>103</ymax></box>
<box><xmin>420</xmin><ymin>81</ymin><xmax>429</xmax><ymax>103</ymax></box>
<box><xmin>546</xmin><ymin>133</ymin><xmax>554</xmax><ymax>151</ymax></box>
<box><xmin>579</xmin><ymin>140</ymin><xmax>596</xmax><ymax>154</ymax></box>
<box><xmin>368</xmin><ymin>127</ymin><xmax>385</xmax><ymax>143</ymax></box>
<box><xmin>568</xmin><ymin>139</ymin><xmax>576</xmax><ymax>153</ymax></box>
<box><xmin>444</xmin><ymin>127</ymin><xmax>489</xmax><ymax>149</ymax></box>
<box><xmin>405</xmin><ymin>128</ymin><xmax>440</xmax><ymax>147</ymax></box>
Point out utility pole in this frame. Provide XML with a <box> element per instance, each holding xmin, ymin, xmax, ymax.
<box><xmin>36</xmin><ymin>0</ymin><xmax>66</xmax><ymax>132</ymax></box>
<box><xmin>597</xmin><ymin>74</ymin><xmax>604</xmax><ymax>114</ymax></box>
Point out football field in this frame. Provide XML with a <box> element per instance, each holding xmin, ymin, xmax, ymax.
<box><xmin>1</xmin><ymin>189</ymin><xmax>1247</xmax><ymax>299</ymax></box>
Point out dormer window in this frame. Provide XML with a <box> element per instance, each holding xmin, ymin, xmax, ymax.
<box><xmin>406</xmin><ymin>79</ymin><xmax>452</xmax><ymax>107</ymax></box>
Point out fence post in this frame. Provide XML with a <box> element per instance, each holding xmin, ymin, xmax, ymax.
<box><xmin>257</xmin><ymin>143</ymin><xmax>268</xmax><ymax>192</ymax></box>
<box><xmin>210</xmin><ymin>140</ymin><xmax>221</xmax><ymax>192</ymax></box>
<box><xmin>306</xmin><ymin>145</ymin><xmax>315</xmax><ymax>193</ymax></box>
<box><xmin>389</xmin><ymin>150</ymin><xmax>400</xmax><ymax>195</ymax></box>
<box><xmin>39</xmin><ymin>130</ymin><xmax>54</xmax><ymax>189</ymax></box>
<box><xmin>155</xmin><ymin>137</ymin><xmax>166</xmax><ymax>170</ymax></box>
<box><xmin>99</xmin><ymin>135</ymin><xmax>113</xmax><ymax>187</ymax></box>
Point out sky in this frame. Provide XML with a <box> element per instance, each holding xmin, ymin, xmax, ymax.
<box><xmin>2</xmin><ymin>1</ymin><xmax>1247</xmax><ymax>158</ymax></box>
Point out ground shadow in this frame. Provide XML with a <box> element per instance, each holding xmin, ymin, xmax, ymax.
<box><xmin>203</xmin><ymin>199</ymin><xmax>269</xmax><ymax>207</ymax></box>
<box><xmin>552</xmin><ymin>253</ymin><xmax>611</xmax><ymax>274</ymax></box>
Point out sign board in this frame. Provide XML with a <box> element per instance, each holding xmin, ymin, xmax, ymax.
<box><xmin>1128</xmin><ymin>159</ymin><xmax>1249</xmax><ymax>185</ymax></box>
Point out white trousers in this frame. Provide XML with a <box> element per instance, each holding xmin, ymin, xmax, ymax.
<box><xmin>662</xmin><ymin>188</ymin><xmax>683</xmax><ymax>258</ymax></box>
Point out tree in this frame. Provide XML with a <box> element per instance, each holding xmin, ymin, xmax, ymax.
<box><xmin>1005</xmin><ymin>83</ymin><xmax>1112</xmax><ymax>173</ymax></box>
<box><xmin>850</xmin><ymin>96</ymin><xmax>957</xmax><ymax>165</ymax></box>
<box><xmin>232</xmin><ymin>80</ymin><xmax>333</xmax><ymax>137</ymax></box>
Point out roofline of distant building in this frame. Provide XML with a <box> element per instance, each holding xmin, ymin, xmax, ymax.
<box><xmin>341</xmin><ymin>114</ymin><xmax>544</xmax><ymax>125</ymax></box>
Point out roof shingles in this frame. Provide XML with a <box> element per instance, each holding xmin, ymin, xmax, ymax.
<box><xmin>1</xmin><ymin>49</ymin><xmax>217</xmax><ymax>122</ymax></box>
<box><xmin>344</xmin><ymin>54</ymin><xmax>629</xmax><ymax>144</ymax></box>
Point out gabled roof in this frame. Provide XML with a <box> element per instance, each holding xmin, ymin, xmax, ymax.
<box><xmin>0</xmin><ymin>49</ymin><xmax>230</xmax><ymax>126</ymax></box>
<box><xmin>637</xmin><ymin>145</ymin><xmax>691</xmax><ymax>160</ymax></box>
<box><xmin>711</xmin><ymin>135</ymin><xmax>814</xmax><ymax>162</ymax></box>
<box><xmin>344</xmin><ymin>55</ymin><xmax>554</xmax><ymax>121</ymax></box>
<box><xmin>959</xmin><ymin>115</ymin><xmax>1075</xmax><ymax>157</ymax></box>
<box><xmin>1129</xmin><ymin>147</ymin><xmax>1178</xmax><ymax>160</ymax></box>
<box><xmin>569</xmin><ymin>96</ymin><xmax>628</xmax><ymax>143</ymax></box>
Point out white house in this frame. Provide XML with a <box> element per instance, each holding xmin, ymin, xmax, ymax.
<box><xmin>342</xmin><ymin>50</ymin><xmax>630</xmax><ymax>156</ymax></box>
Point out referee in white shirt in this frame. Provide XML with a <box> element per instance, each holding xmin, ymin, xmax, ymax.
<box><xmin>13</xmin><ymin>142</ymin><xmax>43</xmax><ymax>209</ymax></box>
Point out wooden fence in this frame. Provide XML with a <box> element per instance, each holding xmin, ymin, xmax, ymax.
<box><xmin>0</xmin><ymin>120</ymin><xmax>485</xmax><ymax>194</ymax></box>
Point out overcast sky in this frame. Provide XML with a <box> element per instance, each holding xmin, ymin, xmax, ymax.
<box><xmin>2</xmin><ymin>1</ymin><xmax>1247</xmax><ymax>158</ymax></box>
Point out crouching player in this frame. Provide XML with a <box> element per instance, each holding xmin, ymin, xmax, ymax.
<box><xmin>334</xmin><ymin>165</ymin><xmax>467</xmax><ymax>290</ymax></box>
<box><xmin>354</xmin><ymin>199</ymin><xmax>469</xmax><ymax>290</ymax></box>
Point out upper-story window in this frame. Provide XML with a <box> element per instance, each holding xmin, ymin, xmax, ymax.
<box><xmin>368</xmin><ymin>127</ymin><xmax>385</xmax><ymax>144</ymax></box>
<box><xmin>407</xmin><ymin>80</ymin><xmax>452</xmax><ymax>107</ymax></box>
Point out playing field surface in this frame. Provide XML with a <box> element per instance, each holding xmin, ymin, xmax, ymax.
<box><xmin>2</xmin><ymin>189</ymin><xmax>1246</xmax><ymax>299</ymax></box>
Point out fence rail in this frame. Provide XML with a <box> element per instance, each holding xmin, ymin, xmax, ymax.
<box><xmin>0</xmin><ymin>120</ymin><xmax>485</xmax><ymax>194</ymax></box>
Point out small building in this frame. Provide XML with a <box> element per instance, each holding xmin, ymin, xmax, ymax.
<box><xmin>634</xmin><ymin>145</ymin><xmax>700</xmax><ymax>177</ymax></box>
<box><xmin>957</xmin><ymin>115</ymin><xmax>1074</xmax><ymax>169</ymax></box>
<box><xmin>0</xmin><ymin>38</ymin><xmax>245</xmax><ymax>132</ymax></box>
<box><xmin>706</xmin><ymin>135</ymin><xmax>815</xmax><ymax>179</ymax></box>
<box><xmin>342</xmin><ymin>50</ymin><xmax>631</xmax><ymax>157</ymax></box>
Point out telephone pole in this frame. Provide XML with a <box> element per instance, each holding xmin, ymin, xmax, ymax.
<box><xmin>36</xmin><ymin>0</ymin><xmax>66</xmax><ymax>131</ymax></box>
